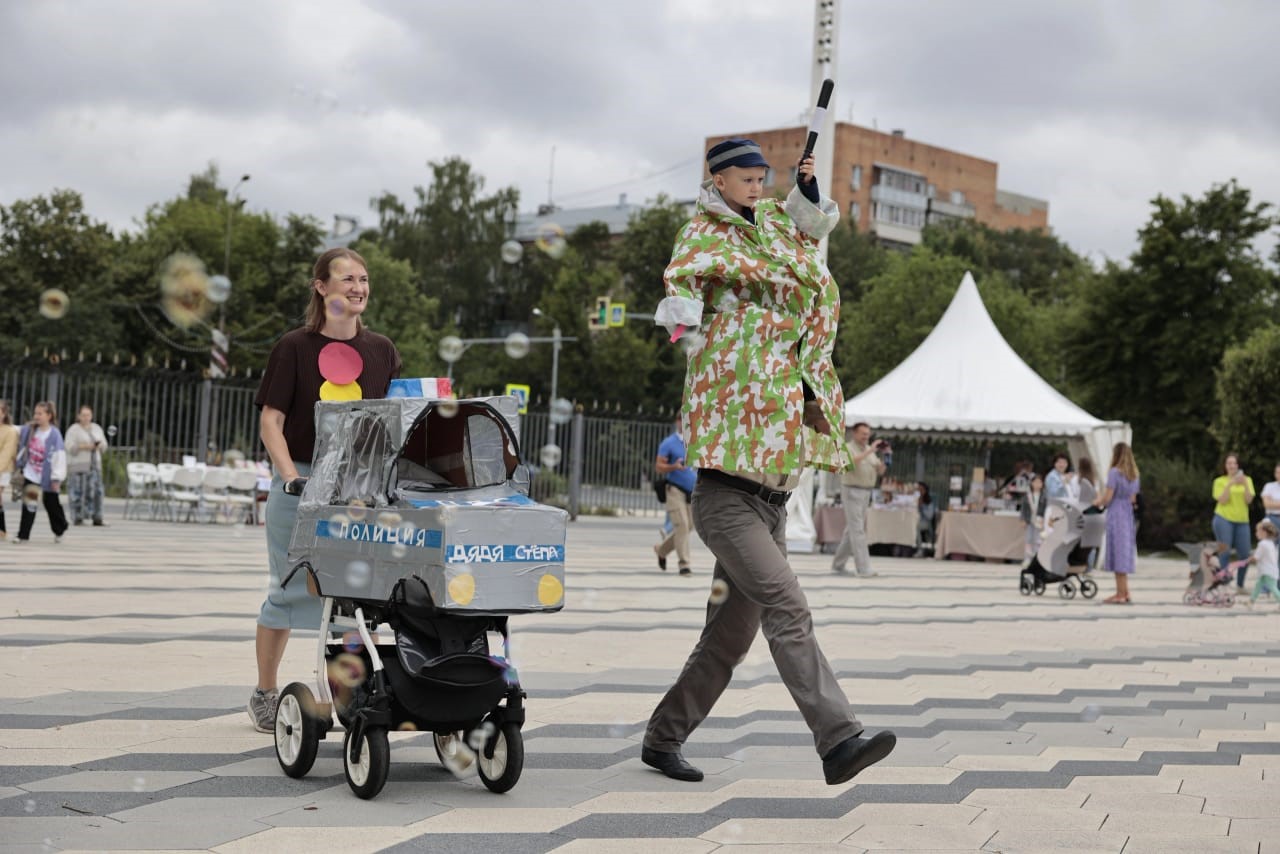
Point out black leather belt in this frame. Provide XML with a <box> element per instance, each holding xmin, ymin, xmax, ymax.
<box><xmin>699</xmin><ymin>468</ymin><xmax>791</xmax><ymax>506</ymax></box>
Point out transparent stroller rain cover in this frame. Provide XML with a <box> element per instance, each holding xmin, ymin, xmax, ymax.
<box><xmin>287</xmin><ymin>396</ymin><xmax>566</xmax><ymax>614</ymax></box>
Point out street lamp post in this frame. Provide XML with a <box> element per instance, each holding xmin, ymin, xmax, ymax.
<box><xmin>222</xmin><ymin>173</ymin><xmax>251</xmax><ymax>329</ymax></box>
<box><xmin>533</xmin><ymin>308</ymin><xmax>563</xmax><ymax>448</ymax></box>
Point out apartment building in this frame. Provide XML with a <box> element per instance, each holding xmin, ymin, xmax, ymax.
<box><xmin>705</xmin><ymin>123</ymin><xmax>1048</xmax><ymax>246</ymax></box>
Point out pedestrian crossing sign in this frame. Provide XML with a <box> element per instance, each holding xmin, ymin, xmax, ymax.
<box><xmin>505</xmin><ymin>383</ymin><xmax>531</xmax><ymax>414</ymax></box>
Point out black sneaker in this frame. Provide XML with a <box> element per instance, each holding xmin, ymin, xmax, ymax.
<box><xmin>679</xmin><ymin>567</ymin><xmax>692</xmax><ymax>576</ymax></box>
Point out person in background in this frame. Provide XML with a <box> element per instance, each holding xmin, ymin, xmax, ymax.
<box><xmin>1020</xmin><ymin>474</ymin><xmax>1046</xmax><ymax>559</ymax></box>
<box><xmin>916</xmin><ymin>481</ymin><xmax>937</xmax><ymax>556</ymax></box>
<box><xmin>1095</xmin><ymin>442</ymin><xmax>1140</xmax><ymax>604</ymax></box>
<box><xmin>831</xmin><ymin>422</ymin><xmax>885</xmax><ymax>577</ymax></box>
<box><xmin>1212</xmin><ymin>452</ymin><xmax>1255</xmax><ymax>592</ymax></box>
<box><xmin>1044</xmin><ymin>452</ymin><xmax>1073</xmax><ymax>502</ymax></box>
<box><xmin>0</xmin><ymin>400</ymin><xmax>19</xmax><ymax>541</ymax></box>
<box><xmin>247</xmin><ymin>247</ymin><xmax>402</xmax><ymax>732</ymax></box>
<box><xmin>653</xmin><ymin>418</ymin><xmax>695</xmax><ymax>576</ymax></box>
<box><xmin>14</xmin><ymin>401</ymin><xmax>69</xmax><ymax>544</ymax></box>
<box><xmin>1242</xmin><ymin>519</ymin><xmax>1279</xmax><ymax>609</ymax></box>
<box><xmin>1074</xmin><ymin>457</ymin><xmax>1099</xmax><ymax>571</ymax></box>
<box><xmin>64</xmin><ymin>404</ymin><xmax>109</xmax><ymax>527</ymax></box>
<box><xmin>1260</xmin><ymin>463</ymin><xmax>1280</xmax><ymax>538</ymax></box>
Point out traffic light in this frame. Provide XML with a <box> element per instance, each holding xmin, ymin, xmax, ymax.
<box><xmin>589</xmin><ymin>296</ymin><xmax>609</xmax><ymax>330</ymax></box>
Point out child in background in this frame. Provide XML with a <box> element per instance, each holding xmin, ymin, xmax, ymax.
<box><xmin>1243</xmin><ymin>519</ymin><xmax>1279</xmax><ymax>609</ymax></box>
<box><xmin>1020</xmin><ymin>474</ymin><xmax>1046</xmax><ymax>559</ymax></box>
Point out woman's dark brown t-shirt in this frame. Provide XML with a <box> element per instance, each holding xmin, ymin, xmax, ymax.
<box><xmin>255</xmin><ymin>327</ymin><xmax>402</xmax><ymax>464</ymax></box>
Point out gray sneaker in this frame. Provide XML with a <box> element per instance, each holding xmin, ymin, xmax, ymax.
<box><xmin>247</xmin><ymin>688</ymin><xmax>279</xmax><ymax>733</ymax></box>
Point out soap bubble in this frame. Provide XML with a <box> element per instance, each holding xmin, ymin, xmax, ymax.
<box><xmin>326</xmin><ymin>296</ymin><xmax>348</xmax><ymax>319</ymax></box>
<box><xmin>1079</xmin><ymin>704</ymin><xmax>1102</xmax><ymax>722</ymax></box>
<box><xmin>680</xmin><ymin>329</ymin><xmax>707</xmax><ymax>355</ymax></box>
<box><xmin>329</xmin><ymin>512</ymin><xmax>351</xmax><ymax>529</ymax></box>
<box><xmin>376</xmin><ymin>510</ymin><xmax>403</xmax><ymax>529</ymax></box>
<box><xmin>540</xmin><ymin>444</ymin><xmax>561</xmax><ymax>468</ymax></box>
<box><xmin>328</xmin><ymin>652</ymin><xmax>366</xmax><ymax>688</ymax></box>
<box><xmin>347</xmin><ymin>499</ymin><xmax>369</xmax><ymax>522</ymax></box>
<box><xmin>38</xmin><ymin>289</ymin><xmax>70</xmax><ymax>319</ymax></box>
<box><xmin>504</xmin><ymin>331</ymin><xmax>530</xmax><ymax>359</ymax></box>
<box><xmin>23</xmin><ymin>799</ymin><xmax>36</xmax><ymax>813</ymax></box>
<box><xmin>342</xmin><ymin>631</ymin><xmax>364</xmax><ymax>653</ymax></box>
<box><xmin>500</xmin><ymin>240</ymin><xmax>523</xmax><ymax>264</ymax></box>
<box><xmin>534</xmin><ymin>223</ymin><xmax>567</xmax><ymax>259</ymax></box>
<box><xmin>206</xmin><ymin>274</ymin><xmax>232</xmax><ymax>304</ymax></box>
<box><xmin>438</xmin><ymin>335</ymin><xmax>465</xmax><ymax>363</ymax></box>
<box><xmin>716</xmin><ymin>292</ymin><xmax>740</xmax><ymax>313</ymax></box>
<box><xmin>344</xmin><ymin>560</ymin><xmax>372</xmax><ymax>588</ymax></box>
<box><xmin>131</xmin><ymin>776</ymin><xmax>146</xmax><ymax>793</ymax></box>
<box><xmin>436</xmin><ymin>398</ymin><xmax>460</xmax><ymax>419</ymax></box>
<box><xmin>549</xmin><ymin>397</ymin><xmax>574</xmax><ymax>425</ymax></box>
<box><xmin>23</xmin><ymin>483</ymin><xmax>41</xmax><ymax>512</ymax></box>
<box><xmin>709</xmin><ymin>578</ymin><xmax>731</xmax><ymax>605</ymax></box>
<box><xmin>390</xmin><ymin>543</ymin><xmax>408</xmax><ymax>559</ymax></box>
<box><xmin>158</xmin><ymin>252</ymin><xmax>212</xmax><ymax>329</ymax></box>
<box><xmin>397</xmin><ymin>721</ymin><xmax>418</xmax><ymax>732</ymax></box>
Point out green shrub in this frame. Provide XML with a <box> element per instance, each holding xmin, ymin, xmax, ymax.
<box><xmin>1138</xmin><ymin>453</ymin><xmax>1212</xmax><ymax>550</ymax></box>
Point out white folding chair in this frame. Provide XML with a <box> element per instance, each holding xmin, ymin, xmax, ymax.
<box><xmin>123</xmin><ymin>462</ymin><xmax>159</xmax><ymax>520</ymax></box>
<box><xmin>154</xmin><ymin>463</ymin><xmax>180</xmax><ymax>521</ymax></box>
<box><xmin>200</xmin><ymin>467</ymin><xmax>234</xmax><ymax>522</ymax></box>
<box><xmin>170</xmin><ymin>467</ymin><xmax>204</xmax><ymax>523</ymax></box>
<box><xmin>224</xmin><ymin>468</ymin><xmax>260</xmax><ymax>525</ymax></box>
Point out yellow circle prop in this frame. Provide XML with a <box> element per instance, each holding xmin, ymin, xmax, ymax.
<box><xmin>447</xmin><ymin>573</ymin><xmax>476</xmax><ymax>606</ymax></box>
<box><xmin>537</xmin><ymin>574</ymin><xmax>564</xmax><ymax>607</ymax></box>
<box><xmin>319</xmin><ymin>380</ymin><xmax>362</xmax><ymax>401</ymax></box>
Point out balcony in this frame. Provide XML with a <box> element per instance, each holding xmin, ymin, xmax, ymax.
<box><xmin>870</xmin><ymin>184</ymin><xmax>928</xmax><ymax>210</ymax></box>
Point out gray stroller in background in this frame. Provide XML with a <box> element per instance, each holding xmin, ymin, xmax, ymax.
<box><xmin>1020</xmin><ymin>499</ymin><xmax>1104</xmax><ymax>599</ymax></box>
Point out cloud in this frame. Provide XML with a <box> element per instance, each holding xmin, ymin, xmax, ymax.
<box><xmin>0</xmin><ymin>0</ymin><xmax>1276</xmax><ymax>263</ymax></box>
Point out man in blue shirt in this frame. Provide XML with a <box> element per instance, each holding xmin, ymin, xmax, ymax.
<box><xmin>654</xmin><ymin>420</ymin><xmax>697</xmax><ymax>575</ymax></box>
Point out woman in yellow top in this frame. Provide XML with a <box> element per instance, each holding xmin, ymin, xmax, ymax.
<box><xmin>1212</xmin><ymin>452</ymin><xmax>1255</xmax><ymax>590</ymax></box>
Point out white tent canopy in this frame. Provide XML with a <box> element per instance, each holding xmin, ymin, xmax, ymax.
<box><xmin>843</xmin><ymin>272</ymin><xmax>1130</xmax><ymax>470</ymax></box>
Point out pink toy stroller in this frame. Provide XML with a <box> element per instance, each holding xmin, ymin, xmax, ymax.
<box><xmin>1177</xmin><ymin>542</ymin><xmax>1236</xmax><ymax>607</ymax></box>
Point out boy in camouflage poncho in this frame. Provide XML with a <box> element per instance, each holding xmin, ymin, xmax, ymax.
<box><xmin>642</xmin><ymin>139</ymin><xmax>896</xmax><ymax>786</ymax></box>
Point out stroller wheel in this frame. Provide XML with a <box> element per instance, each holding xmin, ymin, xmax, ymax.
<box><xmin>477</xmin><ymin>722</ymin><xmax>524</xmax><ymax>794</ymax></box>
<box><xmin>1059</xmin><ymin>582</ymin><xmax>1076</xmax><ymax>599</ymax></box>
<box><xmin>275</xmin><ymin>683</ymin><xmax>324</xmax><ymax>779</ymax></box>
<box><xmin>1033</xmin><ymin>579</ymin><xmax>1046</xmax><ymax>595</ymax></box>
<box><xmin>1183</xmin><ymin>590</ymin><xmax>1197</xmax><ymax>605</ymax></box>
<box><xmin>1019</xmin><ymin>575</ymin><xmax>1033</xmax><ymax>596</ymax></box>
<box><xmin>344</xmin><ymin>726</ymin><xmax>390</xmax><ymax>800</ymax></box>
<box><xmin>1080</xmin><ymin>578</ymin><xmax>1098</xmax><ymax>599</ymax></box>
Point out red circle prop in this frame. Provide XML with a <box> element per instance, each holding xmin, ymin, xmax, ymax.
<box><xmin>318</xmin><ymin>342</ymin><xmax>364</xmax><ymax>385</ymax></box>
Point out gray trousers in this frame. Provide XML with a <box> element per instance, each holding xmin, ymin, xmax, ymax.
<box><xmin>68</xmin><ymin>469</ymin><xmax>104</xmax><ymax>523</ymax></box>
<box><xmin>644</xmin><ymin>476</ymin><xmax>863</xmax><ymax>758</ymax></box>
<box><xmin>832</xmin><ymin>486</ymin><xmax>873</xmax><ymax>574</ymax></box>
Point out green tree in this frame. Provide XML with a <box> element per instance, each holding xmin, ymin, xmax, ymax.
<box><xmin>922</xmin><ymin>218</ymin><xmax>1092</xmax><ymax>306</ymax></box>
<box><xmin>1064</xmin><ymin>180</ymin><xmax>1278</xmax><ymax>465</ymax></box>
<box><xmin>826</xmin><ymin>218</ymin><xmax>890</xmax><ymax>305</ymax></box>
<box><xmin>1214</xmin><ymin>323</ymin><xmax>1280</xmax><ymax>474</ymax></box>
<box><xmin>370</xmin><ymin>158</ymin><xmax>519</xmax><ymax>336</ymax></box>
<box><xmin>835</xmin><ymin>250</ymin><xmax>1055</xmax><ymax>395</ymax></box>
<box><xmin>0</xmin><ymin>190</ymin><xmax>120</xmax><ymax>362</ymax></box>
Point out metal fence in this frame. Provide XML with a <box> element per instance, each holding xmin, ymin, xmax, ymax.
<box><xmin>1</xmin><ymin>361</ymin><xmax>261</xmax><ymax>496</ymax></box>
<box><xmin>4</xmin><ymin>361</ymin><xmax>1046</xmax><ymax>518</ymax></box>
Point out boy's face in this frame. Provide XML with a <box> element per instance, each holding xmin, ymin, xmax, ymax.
<box><xmin>712</xmin><ymin>166</ymin><xmax>768</xmax><ymax>213</ymax></box>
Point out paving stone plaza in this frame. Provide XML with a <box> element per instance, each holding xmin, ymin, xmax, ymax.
<box><xmin>2</xmin><ymin>504</ymin><xmax>1279</xmax><ymax>853</ymax></box>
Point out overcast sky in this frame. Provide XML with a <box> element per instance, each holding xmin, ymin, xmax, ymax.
<box><xmin>2</xmin><ymin>0</ymin><xmax>1276</xmax><ymax>265</ymax></box>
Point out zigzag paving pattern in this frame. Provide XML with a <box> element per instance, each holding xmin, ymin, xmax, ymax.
<box><xmin>2</xmin><ymin>502</ymin><xmax>1279</xmax><ymax>852</ymax></box>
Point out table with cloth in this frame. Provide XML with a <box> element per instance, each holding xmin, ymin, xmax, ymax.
<box><xmin>933</xmin><ymin>511</ymin><xmax>1024</xmax><ymax>561</ymax></box>
<box><xmin>813</xmin><ymin>504</ymin><xmax>920</xmax><ymax>549</ymax></box>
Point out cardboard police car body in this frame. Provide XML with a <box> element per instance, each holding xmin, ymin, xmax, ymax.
<box><xmin>287</xmin><ymin>395</ymin><xmax>566</xmax><ymax>614</ymax></box>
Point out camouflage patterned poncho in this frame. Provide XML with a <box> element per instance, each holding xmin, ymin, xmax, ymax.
<box><xmin>655</xmin><ymin>181</ymin><xmax>853</xmax><ymax>475</ymax></box>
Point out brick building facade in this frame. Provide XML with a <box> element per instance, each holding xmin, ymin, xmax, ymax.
<box><xmin>705</xmin><ymin>123</ymin><xmax>1048</xmax><ymax>246</ymax></box>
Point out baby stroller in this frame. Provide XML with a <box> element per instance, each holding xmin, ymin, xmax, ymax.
<box><xmin>272</xmin><ymin>395</ymin><xmax>567</xmax><ymax>799</ymax></box>
<box><xmin>1019</xmin><ymin>499</ymin><xmax>1103</xmax><ymax>599</ymax></box>
<box><xmin>1177</xmin><ymin>541</ymin><xmax>1235</xmax><ymax>607</ymax></box>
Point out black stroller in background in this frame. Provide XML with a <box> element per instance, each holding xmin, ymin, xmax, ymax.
<box><xmin>1020</xmin><ymin>500</ymin><xmax>1103</xmax><ymax>599</ymax></box>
